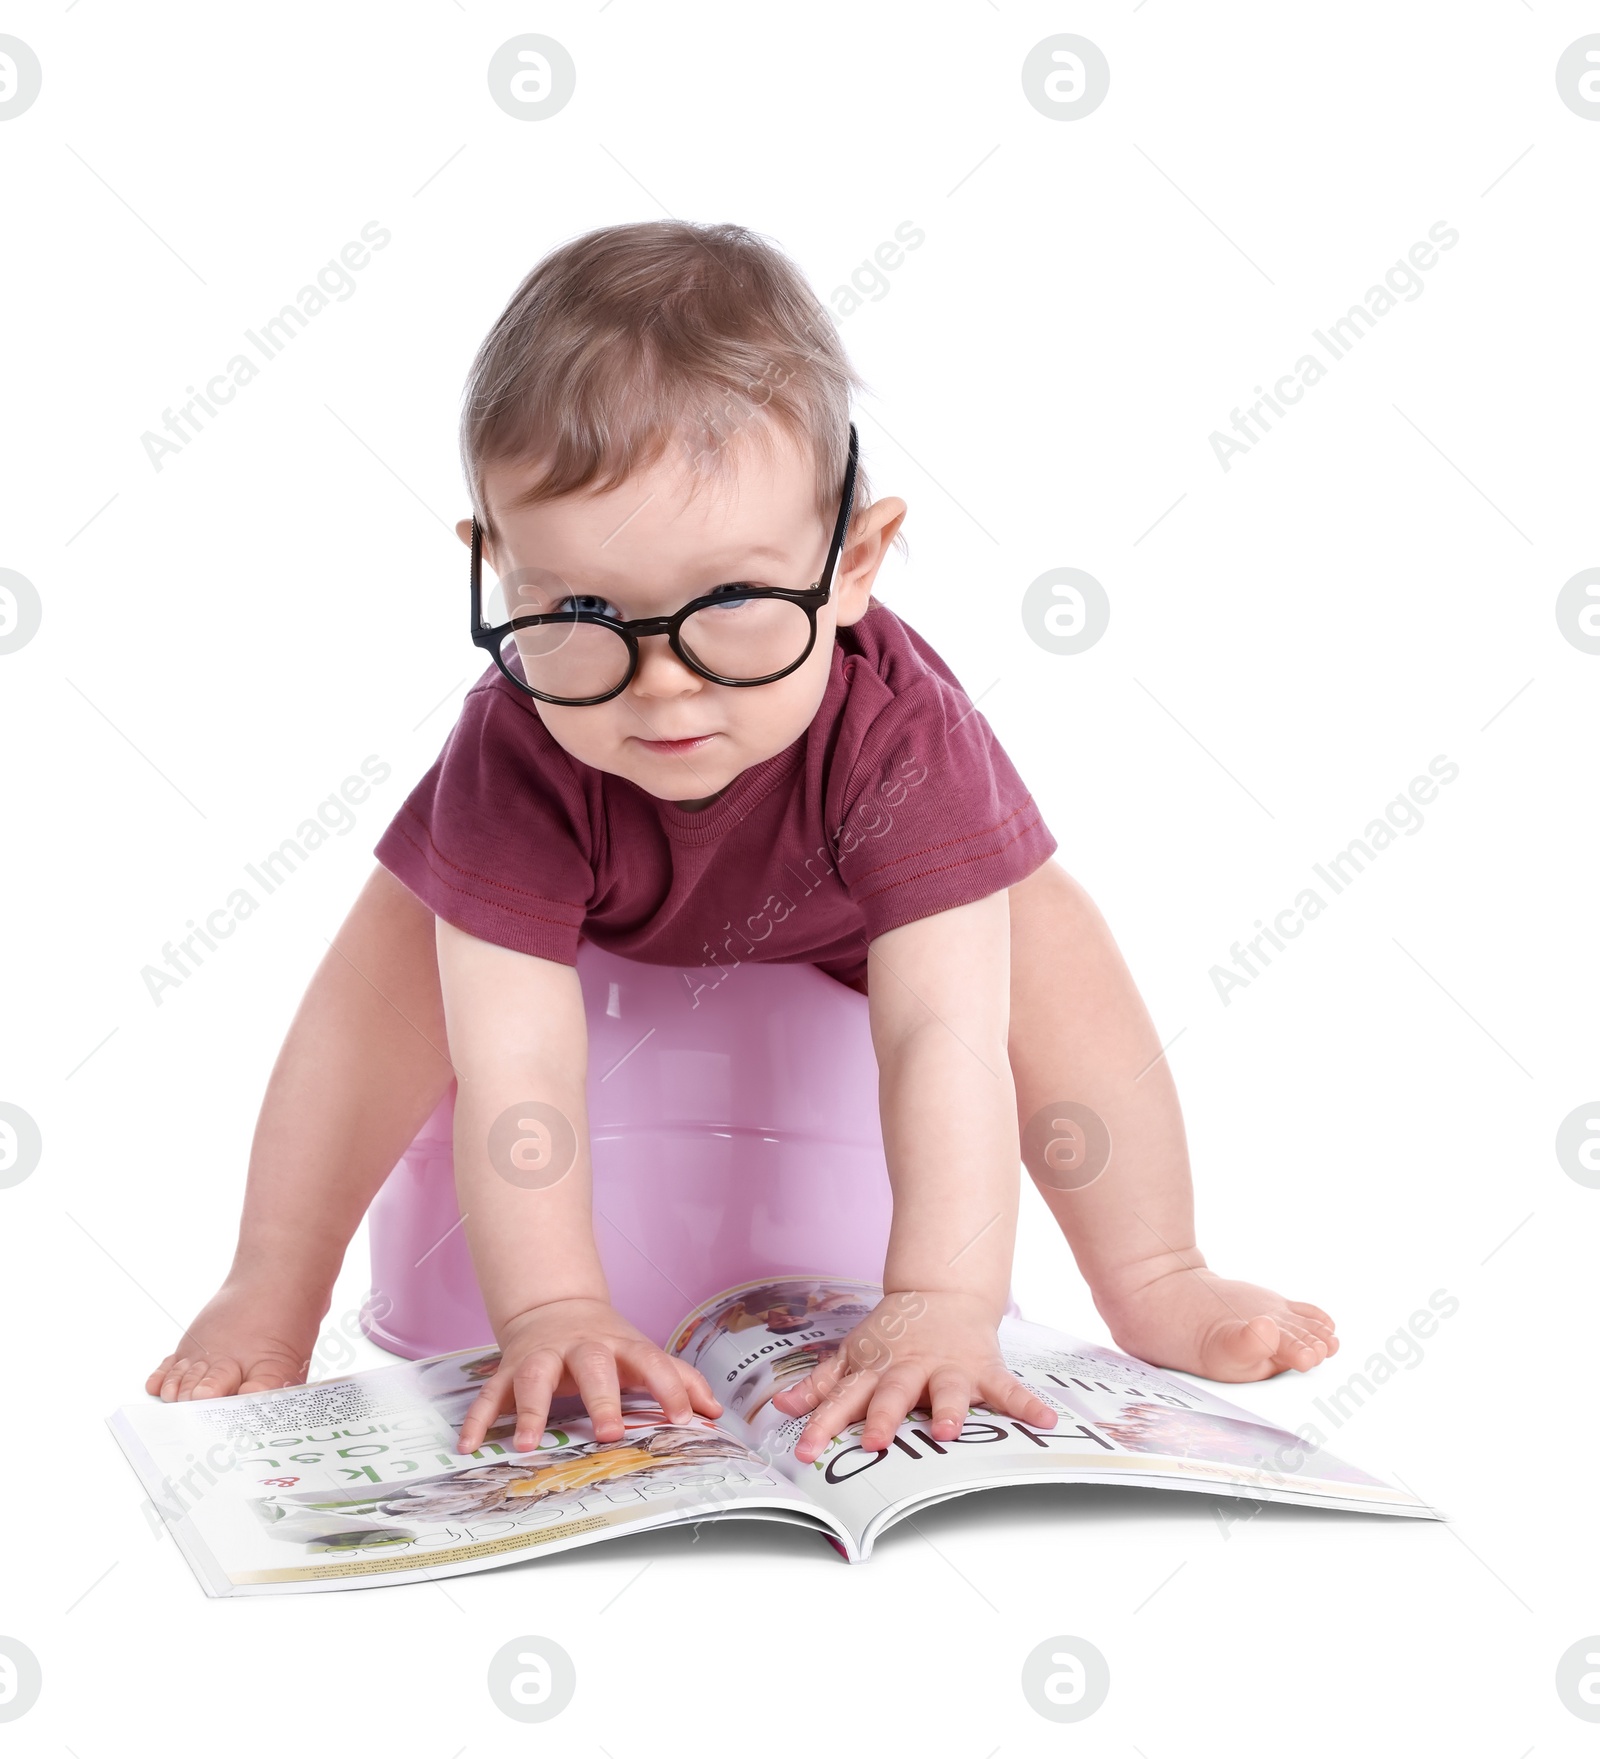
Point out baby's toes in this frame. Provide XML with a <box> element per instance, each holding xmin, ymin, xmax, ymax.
<box><xmin>1200</xmin><ymin>1316</ymin><xmax>1281</xmax><ymax>1379</ymax></box>
<box><xmin>238</xmin><ymin>1355</ymin><xmax>304</xmax><ymax>1395</ymax></box>
<box><xmin>1271</xmin><ymin>1322</ymin><xmax>1328</xmax><ymax>1372</ymax></box>
<box><xmin>157</xmin><ymin>1358</ymin><xmax>194</xmax><ymax>1402</ymax></box>
<box><xmin>145</xmin><ymin>1353</ymin><xmax>179</xmax><ymax>1396</ymax></box>
<box><xmin>1288</xmin><ymin>1302</ymin><xmax>1339</xmax><ymax>1355</ymax></box>
<box><xmin>175</xmin><ymin>1357</ymin><xmax>226</xmax><ymax>1400</ymax></box>
<box><xmin>188</xmin><ymin>1357</ymin><xmax>250</xmax><ymax>1399</ymax></box>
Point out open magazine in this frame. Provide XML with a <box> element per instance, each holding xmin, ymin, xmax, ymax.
<box><xmin>110</xmin><ymin>1275</ymin><xmax>1439</xmax><ymax>1596</ymax></box>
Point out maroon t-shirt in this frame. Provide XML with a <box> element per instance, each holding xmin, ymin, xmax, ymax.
<box><xmin>375</xmin><ymin>599</ymin><xmax>1057</xmax><ymax>995</ymax></box>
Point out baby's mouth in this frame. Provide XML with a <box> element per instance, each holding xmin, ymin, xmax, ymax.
<box><xmin>633</xmin><ymin>732</ymin><xmax>717</xmax><ymax>754</ymax></box>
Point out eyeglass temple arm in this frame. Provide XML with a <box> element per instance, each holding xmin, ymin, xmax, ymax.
<box><xmin>823</xmin><ymin>423</ymin><xmax>860</xmax><ymax>588</ymax></box>
<box><xmin>470</xmin><ymin>515</ymin><xmax>487</xmax><ymax>640</ymax></box>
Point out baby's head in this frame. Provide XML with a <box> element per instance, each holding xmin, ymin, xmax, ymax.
<box><xmin>457</xmin><ymin>221</ymin><xmax>907</xmax><ymax>810</ymax></box>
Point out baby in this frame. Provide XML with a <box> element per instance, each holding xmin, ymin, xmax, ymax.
<box><xmin>147</xmin><ymin>221</ymin><xmax>1337</xmax><ymax>1467</ymax></box>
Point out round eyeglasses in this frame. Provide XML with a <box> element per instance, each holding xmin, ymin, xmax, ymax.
<box><xmin>470</xmin><ymin>424</ymin><xmax>859</xmax><ymax>707</ymax></box>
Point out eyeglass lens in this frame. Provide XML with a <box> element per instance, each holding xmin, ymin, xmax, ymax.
<box><xmin>499</xmin><ymin>594</ymin><xmax>813</xmax><ymax>700</ymax></box>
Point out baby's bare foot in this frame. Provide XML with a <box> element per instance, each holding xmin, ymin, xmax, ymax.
<box><xmin>1095</xmin><ymin>1266</ymin><xmax>1338</xmax><ymax>1383</ymax></box>
<box><xmin>145</xmin><ymin>1280</ymin><xmax>325</xmax><ymax>1402</ymax></box>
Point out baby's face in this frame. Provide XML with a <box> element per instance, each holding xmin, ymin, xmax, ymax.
<box><xmin>464</xmin><ymin>425</ymin><xmax>905</xmax><ymax>809</ymax></box>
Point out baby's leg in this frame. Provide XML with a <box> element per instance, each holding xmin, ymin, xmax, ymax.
<box><xmin>1006</xmin><ymin>859</ymin><xmax>1337</xmax><ymax>1381</ymax></box>
<box><xmin>147</xmin><ymin>865</ymin><xmax>454</xmax><ymax>1400</ymax></box>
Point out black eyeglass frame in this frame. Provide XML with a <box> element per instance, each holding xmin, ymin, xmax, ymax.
<box><xmin>470</xmin><ymin>422</ymin><xmax>860</xmax><ymax>707</ymax></box>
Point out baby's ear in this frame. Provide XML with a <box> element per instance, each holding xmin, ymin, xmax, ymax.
<box><xmin>833</xmin><ymin>497</ymin><xmax>907</xmax><ymax>626</ymax></box>
<box><xmin>455</xmin><ymin>517</ymin><xmax>476</xmax><ymax>549</ymax></box>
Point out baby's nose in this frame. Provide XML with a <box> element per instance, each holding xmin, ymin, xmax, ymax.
<box><xmin>630</xmin><ymin>632</ymin><xmax>702</xmax><ymax>696</ymax></box>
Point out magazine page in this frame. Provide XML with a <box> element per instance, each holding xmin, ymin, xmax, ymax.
<box><xmin>666</xmin><ymin>1276</ymin><xmax>1440</xmax><ymax>1556</ymax></box>
<box><xmin>110</xmin><ymin>1344</ymin><xmax>846</xmax><ymax>1597</ymax></box>
<box><xmin>669</xmin><ymin>1275</ymin><xmax>883</xmax><ymax>1436</ymax></box>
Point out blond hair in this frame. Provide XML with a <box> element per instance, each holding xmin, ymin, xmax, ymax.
<box><xmin>460</xmin><ymin>220</ymin><xmax>898</xmax><ymax>555</ymax></box>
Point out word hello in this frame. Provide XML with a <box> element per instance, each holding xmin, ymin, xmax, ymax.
<box><xmin>140</xmin><ymin>221</ymin><xmax>391</xmax><ymax>472</ymax></box>
<box><xmin>822</xmin><ymin>1414</ymin><xmax>1107</xmax><ymax>1483</ymax></box>
<box><xmin>1211</xmin><ymin>754</ymin><xmax>1458</xmax><ymax>1006</ymax></box>
<box><xmin>1210</xmin><ymin>221</ymin><xmax>1459</xmax><ymax>471</ymax></box>
<box><xmin>141</xmin><ymin>756</ymin><xmax>390</xmax><ymax>1006</ymax></box>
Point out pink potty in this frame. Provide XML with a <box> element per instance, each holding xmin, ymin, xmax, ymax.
<box><xmin>365</xmin><ymin>941</ymin><xmax>913</xmax><ymax>1357</ymax></box>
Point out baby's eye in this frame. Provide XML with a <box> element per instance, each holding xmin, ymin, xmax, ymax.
<box><xmin>556</xmin><ymin>593</ymin><xmax>620</xmax><ymax>618</ymax></box>
<box><xmin>699</xmin><ymin>583</ymin><xmax>759</xmax><ymax>609</ymax></box>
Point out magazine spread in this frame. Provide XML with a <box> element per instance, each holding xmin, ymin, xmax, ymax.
<box><xmin>110</xmin><ymin>1275</ymin><xmax>1439</xmax><ymax>1597</ymax></box>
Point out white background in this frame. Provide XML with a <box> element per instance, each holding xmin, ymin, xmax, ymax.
<box><xmin>2</xmin><ymin>1</ymin><xmax>1597</xmax><ymax>1750</ymax></box>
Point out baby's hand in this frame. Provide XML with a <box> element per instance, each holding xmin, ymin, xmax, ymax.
<box><xmin>771</xmin><ymin>1289</ymin><xmax>1057</xmax><ymax>1465</ymax></box>
<box><xmin>454</xmin><ymin>1297</ymin><xmax>723</xmax><ymax>1454</ymax></box>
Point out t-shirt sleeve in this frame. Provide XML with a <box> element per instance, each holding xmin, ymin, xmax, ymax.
<box><xmin>373</xmin><ymin>680</ymin><xmax>594</xmax><ymax>962</ymax></box>
<box><xmin>830</xmin><ymin>674</ymin><xmax>1058</xmax><ymax>942</ymax></box>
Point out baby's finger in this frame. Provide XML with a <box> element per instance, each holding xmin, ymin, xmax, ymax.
<box><xmin>509</xmin><ymin>1350</ymin><xmax>564</xmax><ymax>1452</ymax></box>
<box><xmin>860</xmin><ymin>1375</ymin><xmax>923</xmax><ymax>1452</ymax></box>
<box><xmin>673</xmin><ymin>1360</ymin><xmax>723</xmax><ymax>1418</ymax></box>
<box><xmin>794</xmin><ymin>1377</ymin><xmax>876</xmax><ymax>1466</ymax></box>
<box><xmin>771</xmin><ymin>1372</ymin><xmax>822</xmax><ymax>1417</ymax></box>
<box><xmin>626</xmin><ymin>1345</ymin><xmax>696</xmax><ymax>1425</ymax></box>
<box><xmin>926</xmin><ymin>1368</ymin><xmax>973</xmax><ymax>1441</ymax></box>
<box><xmin>145</xmin><ymin>1354</ymin><xmax>179</xmax><ymax>1396</ymax></box>
<box><xmin>568</xmin><ymin>1344</ymin><xmax>624</xmax><ymax>1442</ymax></box>
<box><xmin>819</xmin><ymin>1344</ymin><xmax>884</xmax><ymax>1411</ymax></box>
<box><xmin>772</xmin><ymin>1347</ymin><xmax>854</xmax><ymax>1417</ymax></box>
<box><xmin>977</xmin><ymin>1367</ymin><xmax>1058</xmax><ymax>1428</ymax></box>
<box><xmin>456</xmin><ymin>1373</ymin><xmax>515</xmax><ymax>1454</ymax></box>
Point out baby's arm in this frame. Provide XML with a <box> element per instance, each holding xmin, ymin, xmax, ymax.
<box><xmin>773</xmin><ymin>891</ymin><xmax>1057</xmax><ymax>1461</ymax></box>
<box><xmin>434</xmin><ymin>921</ymin><xmax>721</xmax><ymax>1452</ymax></box>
